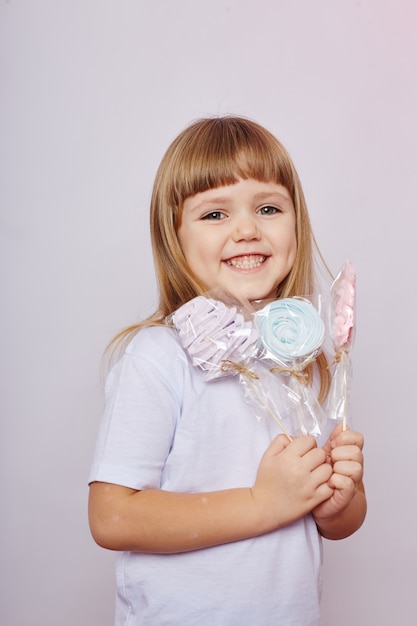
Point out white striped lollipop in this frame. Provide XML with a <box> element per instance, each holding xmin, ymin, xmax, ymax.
<box><xmin>171</xmin><ymin>296</ymin><xmax>259</xmax><ymax>380</ymax></box>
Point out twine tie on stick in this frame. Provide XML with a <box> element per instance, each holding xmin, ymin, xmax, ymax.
<box><xmin>220</xmin><ymin>360</ymin><xmax>259</xmax><ymax>379</ymax></box>
<box><xmin>269</xmin><ymin>366</ymin><xmax>309</xmax><ymax>385</ymax></box>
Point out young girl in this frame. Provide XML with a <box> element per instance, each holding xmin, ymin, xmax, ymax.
<box><xmin>88</xmin><ymin>116</ymin><xmax>366</xmax><ymax>625</ymax></box>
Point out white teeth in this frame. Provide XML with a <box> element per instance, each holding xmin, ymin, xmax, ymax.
<box><xmin>227</xmin><ymin>255</ymin><xmax>265</xmax><ymax>269</ymax></box>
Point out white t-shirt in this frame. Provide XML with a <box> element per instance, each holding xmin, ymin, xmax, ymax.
<box><xmin>89</xmin><ymin>326</ymin><xmax>324</xmax><ymax>626</ymax></box>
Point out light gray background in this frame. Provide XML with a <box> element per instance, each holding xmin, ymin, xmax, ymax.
<box><xmin>1</xmin><ymin>1</ymin><xmax>416</xmax><ymax>624</ymax></box>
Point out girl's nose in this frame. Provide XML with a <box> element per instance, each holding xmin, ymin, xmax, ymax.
<box><xmin>232</xmin><ymin>216</ymin><xmax>261</xmax><ymax>242</ymax></box>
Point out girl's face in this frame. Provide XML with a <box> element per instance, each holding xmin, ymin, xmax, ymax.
<box><xmin>177</xmin><ymin>178</ymin><xmax>297</xmax><ymax>302</ymax></box>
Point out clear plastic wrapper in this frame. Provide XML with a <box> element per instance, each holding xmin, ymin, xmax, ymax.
<box><xmin>250</xmin><ymin>297</ymin><xmax>327</xmax><ymax>437</ymax></box>
<box><xmin>240</xmin><ymin>360</ymin><xmax>323</xmax><ymax>439</ymax></box>
<box><xmin>167</xmin><ymin>291</ymin><xmax>328</xmax><ymax>439</ymax></box>
<box><xmin>326</xmin><ymin>260</ymin><xmax>356</xmax><ymax>429</ymax></box>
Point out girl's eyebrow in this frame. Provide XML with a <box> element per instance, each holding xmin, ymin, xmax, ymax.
<box><xmin>187</xmin><ymin>196</ymin><xmax>230</xmax><ymax>212</ymax></box>
<box><xmin>255</xmin><ymin>191</ymin><xmax>291</xmax><ymax>202</ymax></box>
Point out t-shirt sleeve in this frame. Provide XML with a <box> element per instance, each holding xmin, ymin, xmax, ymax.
<box><xmin>88</xmin><ymin>327</ymin><xmax>185</xmax><ymax>490</ymax></box>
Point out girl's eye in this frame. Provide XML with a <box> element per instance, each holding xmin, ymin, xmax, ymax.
<box><xmin>202</xmin><ymin>211</ymin><xmax>225</xmax><ymax>220</ymax></box>
<box><xmin>258</xmin><ymin>205</ymin><xmax>280</xmax><ymax>216</ymax></box>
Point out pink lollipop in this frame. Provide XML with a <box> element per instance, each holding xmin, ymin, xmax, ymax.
<box><xmin>170</xmin><ymin>296</ymin><xmax>258</xmax><ymax>380</ymax></box>
<box><xmin>331</xmin><ymin>260</ymin><xmax>356</xmax><ymax>350</ymax></box>
<box><xmin>329</xmin><ymin>260</ymin><xmax>356</xmax><ymax>430</ymax></box>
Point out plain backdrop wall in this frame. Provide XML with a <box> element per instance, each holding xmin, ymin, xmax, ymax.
<box><xmin>1</xmin><ymin>1</ymin><xmax>416</xmax><ymax>624</ymax></box>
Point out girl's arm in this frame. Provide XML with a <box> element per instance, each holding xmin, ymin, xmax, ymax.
<box><xmin>312</xmin><ymin>425</ymin><xmax>367</xmax><ymax>540</ymax></box>
<box><xmin>89</xmin><ymin>435</ymin><xmax>334</xmax><ymax>553</ymax></box>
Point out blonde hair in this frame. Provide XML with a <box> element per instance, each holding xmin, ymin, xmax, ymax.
<box><xmin>109</xmin><ymin>116</ymin><xmax>331</xmax><ymax>399</ymax></box>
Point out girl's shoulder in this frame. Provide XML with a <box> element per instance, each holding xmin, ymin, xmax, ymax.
<box><xmin>105</xmin><ymin>325</ymin><xmax>189</xmax><ymax>396</ymax></box>
<box><xmin>125</xmin><ymin>324</ymin><xmax>187</xmax><ymax>364</ymax></box>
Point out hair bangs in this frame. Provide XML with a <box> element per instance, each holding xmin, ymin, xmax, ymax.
<box><xmin>169</xmin><ymin>117</ymin><xmax>296</xmax><ymax>207</ymax></box>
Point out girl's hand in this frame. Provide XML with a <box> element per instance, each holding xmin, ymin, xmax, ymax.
<box><xmin>312</xmin><ymin>424</ymin><xmax>366</xmax><ymax>538</ymax></box>
<box><xmin>251</xmin><ymin>435</ymin><xmax>333</xmax><ymax>531</ymax></box>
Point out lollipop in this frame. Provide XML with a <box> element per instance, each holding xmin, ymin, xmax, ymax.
<box><xmin>331</xmin><ymin>260</ymin><xmax>356</xmax><ymax>351</ymax></box>
<box><xmin>256</xmin><ymin>298</ymin><xmax>325</xmax><ymax>365</ymax></box>
<box><xmin>170</xmin><ymin>296</ymin><xmax>258</xmax><ymax>380</ymax></box>
<box><xmin>328</xmin><ymin>261</ymin><xmax>356</xmax><ymax>430</ymax></box>
<box><xmin>252</xmin><ymin>298</ymin><xmax>326</xmax><ymax>437</ymax></box>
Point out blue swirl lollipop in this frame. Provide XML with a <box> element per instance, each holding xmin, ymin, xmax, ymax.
<box><xmin>255</xmin><ymin>298</ymin><xmax>325</xmax><ymax>364</ymax></box>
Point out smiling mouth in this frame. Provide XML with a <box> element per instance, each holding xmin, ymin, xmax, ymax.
<box><xmin>226</xmin><ymin>255</ymin><xmax>266</xmax><ymax>269</ymax></box>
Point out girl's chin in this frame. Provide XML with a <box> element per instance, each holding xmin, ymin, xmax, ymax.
<box><xmin>222</xmin><ymin>287</ymin><xmax>278</xmax><ymax>304</ymax></box>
